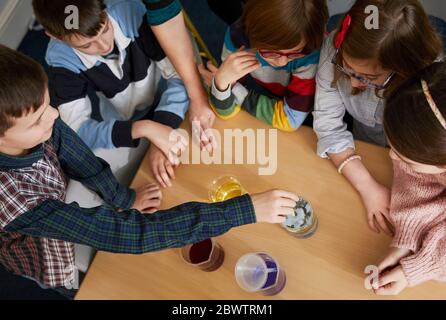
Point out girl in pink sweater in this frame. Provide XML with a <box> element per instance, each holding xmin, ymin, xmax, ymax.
<box><xmin>373</xmin><ymin>61</ymin><xmax>446</xmax><ymax>295</ymax></box>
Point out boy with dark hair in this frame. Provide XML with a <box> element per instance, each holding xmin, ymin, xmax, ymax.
<box><xmin>0</xmin><ymin>45</ymin><xmax>298</xmax><ymax>298</ymax></box>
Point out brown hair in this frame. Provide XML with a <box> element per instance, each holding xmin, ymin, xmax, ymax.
<box><xmin>241</xmin><ymin>0</ymin><xmax>329</xmax><ymax>53</ymax></box>
<box><xmin>32</xmin><ymin>0</ymin><xmax>107</xmax><ymax>39</ymax></box>
<box><xmin>384</xmin><ymin>61</ymin><xmax>446</xmax><ymax>166</ymax></box>
<box><xmin>333</xmin><ymin>0</ymin><xmax>442</xmax><ymax>97</ymax></box>
<box><xmin>0</xmin><ymin>45</ymin><xmax>48</xmax><ymax>136</ymax></box>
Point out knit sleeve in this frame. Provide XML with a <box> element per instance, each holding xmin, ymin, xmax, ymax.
<box><xmin>399</xmin><ymin>220</ymin><xmax>446</xmax><ymax>287</ymax></box>
<box><xmin>389</xmin><ymin>159</ymin><xmax>445</xmax><ymax>252</ymax></box>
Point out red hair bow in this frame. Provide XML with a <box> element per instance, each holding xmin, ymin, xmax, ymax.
<box><xmin>335</xmin><ymin>14</ymin><xmax>352</xmax><ymax>49</ymax></box>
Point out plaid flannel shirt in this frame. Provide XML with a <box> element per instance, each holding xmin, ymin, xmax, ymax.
<box><xmin>0</xmin><ymin>119</ymin><xmax>256</xmax><ymax>288</ymax></box>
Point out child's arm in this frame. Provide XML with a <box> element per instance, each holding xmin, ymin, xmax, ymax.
<box><xmin>375</xmin><ymin>221</ymin><xmax>446</xmax><ymax>295</ymax></box>
<box><xmin>142</xmin><ymin>0</ymin><xmax>216</xmax><ymax>149</ymax></box>
<box><xmin>50</xmin><ymin>119</ymin><xmax>135</xmax><ymax>209</ymax></box>
<box><xmin>389</xmin><ymin>159</ymin><xmax>445</xmax><ymax>252</ymax></box>
<box><xmin>133</xmin><ymin>10</ymin><xmax>190</xmax><ymax>131</ymax></box>
<box><xmin>4</xmin><ymin>195</ymin><xmax>256</xmax><ymax>254</ymax></box>
<box><xmin>51</xmin><ymin>119</ymin><xmax>183</xmax><ymax>208</ymax></box>
<box><xmin>312</xmin><ymin>33</ymin><xmax>354</xmax><ymax>158</ymax></box>
<box><xmin>152</xmin><ymin>76</ymin><xmax>189</xmax><ymax>130</ymax></box>
<box><xmin>4</xmin><ymin>189</ymin><xmax>298</xmax><ymax>254</ymax></box>
<box><xmin>398</xmin><ymin>221</ymin><xmax>446</xmax><ymax>287</ymax></box>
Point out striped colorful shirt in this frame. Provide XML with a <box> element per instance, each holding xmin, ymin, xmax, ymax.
<box><xmin>0</xmin><ymin>119</ymin><xmax>256</xmax><ymax>288</ymax></box>
<box><xmin>210</xmin><ymin>22</ymin><xmax>321</xmax><ymax>132</ymax></box>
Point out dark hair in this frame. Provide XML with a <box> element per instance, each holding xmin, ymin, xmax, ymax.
<box><xmin>384</xmin><ymin>61</ymin><xmax>446</xmax><ymax>166</ymax></box>
<box><xmin>0</xmin><ymin>45</ymin><xmax>48</xmax><ymax>136</ymax></box>
<box><xmin>32</xmin><ymin>0</ymin><xmax>107</xmax><ymax>39</ymax></box>
<box><xmin>333</xmin><ymin>0</ymin><xmax>442</xmax><ymax>98</ymax></box>
<box><xmin>241</xmin><ymin>0</ymin><xmax>329</xmax><ymax>53</ymax></box>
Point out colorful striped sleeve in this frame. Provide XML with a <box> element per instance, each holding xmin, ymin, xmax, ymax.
<box><xmin>142</xmin><ymin>0</ymin><xmax>182</xmax><ymax>26</ymax></box>
<box><xmin>283</xmin><ymin>53</ymin><xmax>319</xmax><ymax>128</ymax></box>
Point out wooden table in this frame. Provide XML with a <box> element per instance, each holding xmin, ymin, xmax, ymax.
<box><xmin>76</xmin><ymin>111</ymin><xmax>446</xmax><ymax>300</ymax></box>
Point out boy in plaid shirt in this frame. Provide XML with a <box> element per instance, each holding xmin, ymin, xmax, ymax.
<box><xmin>0</xmin><ymin>46</ymin><xmax>298</xmax><ymax>298</ymax></box>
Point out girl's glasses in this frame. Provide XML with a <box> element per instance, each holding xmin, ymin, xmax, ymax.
<box><xmin>331</xmin><ymin>48</ymin><xmax>395</xmax><ymax>90</ymax></box>
<box><xmin>258</xmin><ymin>49</ymin><xmax>306</xmax><ymax>60</ymax></box>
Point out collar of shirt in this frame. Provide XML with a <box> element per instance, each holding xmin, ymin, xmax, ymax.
<box><xmin>73</xmin><ymin>14</ymin><xmax>132</xmax><ymax>70</ymax></box>
<box><xmin>0</xmin><ymin>144</ymin><xmax>45</xmax><ymax>170</ymax></box>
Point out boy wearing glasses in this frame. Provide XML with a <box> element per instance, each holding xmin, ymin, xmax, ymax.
<box><xmin>199</xmin><ymin>0</ymin><xmax>328</xmax><ymax>131</ymax></box>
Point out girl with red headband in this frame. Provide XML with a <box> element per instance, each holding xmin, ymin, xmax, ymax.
<box><xmin>313</xmin><ymin>0</ymin><xmax>442</xmax><ymax>235</ymax></box>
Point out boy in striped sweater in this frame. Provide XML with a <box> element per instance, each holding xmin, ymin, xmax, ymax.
<box><xmin>199</xmin><ymin>0</ymin><xmax>328</xmax><ymax>131</ymax></box>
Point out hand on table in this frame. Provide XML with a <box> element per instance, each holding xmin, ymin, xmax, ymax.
<box><xmin>148</xmin><ymin>145</ymin><xmax>177</xmax><ymax>188</ymax></box>
<box><xmin>149</xmin><ymin>122</ymin><xmax>188</xmax><ymax>166</ymax></box>
<box><xmin>374</xmin><ymin>265</ymin><xmax>409</xmax><ymax>295</ymax></box>
<box><xmin>359</xmin><ymin>180</ymin><xmax>394</xmax><ymax>236</ymax></box>
<box><xmin>188</xmin><ymin>96</ymin><xmax>217</xmax><ymax>153</ymax></box>
<box><xmin>132</xmin><ymin>183</ymin><xmax>162</xmax><ymax>214</ymax></box>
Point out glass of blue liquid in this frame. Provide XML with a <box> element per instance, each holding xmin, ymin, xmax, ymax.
<box><xmin>235</xmin><ymin>253</ymin><xmax>286</xmax><ymax>296</ymax></box>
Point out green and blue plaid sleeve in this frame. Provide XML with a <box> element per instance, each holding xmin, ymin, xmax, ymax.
<box><xmin>51</xmin><ymin>119</ymin><xmax>135</xmax><ymax>210</ymax></box>
<box><xmin>143</xmin><ymin>0</ymin><xmax>182</xmax><ymax>26</ymax></box>
<box><xmin>5</xmin><ymin>194</ymin><xmax>256</xmax><ymax>254</ymax></box>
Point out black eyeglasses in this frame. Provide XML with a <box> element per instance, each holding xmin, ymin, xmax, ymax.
<box><xmin>331</xmin><ymin>48</ymin><xmax>395</xmax><ymax>90</ymax></box>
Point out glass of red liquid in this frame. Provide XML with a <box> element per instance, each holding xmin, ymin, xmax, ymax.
<box><xmin>180</xmin><ymin>238</ymin><xmax>225</xmax><ymax>272</ymax></box>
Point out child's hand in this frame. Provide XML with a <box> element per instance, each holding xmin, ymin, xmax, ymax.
<box><xmin>378</xmin><ymin>247</ymin><xmax>412</xmax><ymax>274</ymax></box>
<box><xmin>198</xmin><ymin>61</ymin><xmax>219</xmax><ymax>89</ymax></box>
<box><xmin>374</xmin><ymin>265</ymin><xmax>408</xmax><ymax>296</ymax></box>
<box><xmin>214</xmin><ymin>48</ymin><xmax>261</xmax><ymax>91</ymax></box>
<box><xmin>359</xmin><ymin>180</ymin><xmax>394</xmax><ymax>236</ymax></box>
<box><xmin>148</xmin><ymin>145</ymin><xmax>177</xmax><ymax>188</ymax></box>
<box><xmin>188</xmin><ymin>100</ymin><xmax>218</xmax><ymax>153</ymax></box>
<box><xmin>150</xmin><ymin>122</ymin><xmax>188</xmax><ymax>167</ymax></box>
<box><xmin>132</xmin><ymin>183</ymin><xmax>162</xmax><ymax>214</ymax></box>
<box><xmin>251</xmin><ymin>190</ymin><xmax>299</xmax><ymax>223</ymax></box>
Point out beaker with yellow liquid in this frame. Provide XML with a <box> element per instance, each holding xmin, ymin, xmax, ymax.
<box><xmin>209</xmin><ymin>175</ymin><xmax>247</xmax><ymax>203</ymax></box>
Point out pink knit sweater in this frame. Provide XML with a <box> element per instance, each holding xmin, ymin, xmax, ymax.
<box><xmin>389</xmin><ymin>158</ymin><xmax>446</xmax><ymax>287</ymax></box>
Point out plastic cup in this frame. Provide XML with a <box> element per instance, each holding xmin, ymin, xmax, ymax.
<box><xmin>180</xmin><ymin>238</ymin><xmax>225</xmax><ymax>272</ymax></box>
<box><xmin>208</xmin><ymin>175</ymin><xmax>247</xmax><ymax>203</ymax></box>
<box><xmin>235</xmin><ymin>253</ymin><xmax>286</xmax><ymax>296</ymax></box>
<box><xmin>282</xmin><ymin>197</ymin><xmax>318</xmax><ymax>239</ymax></box>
